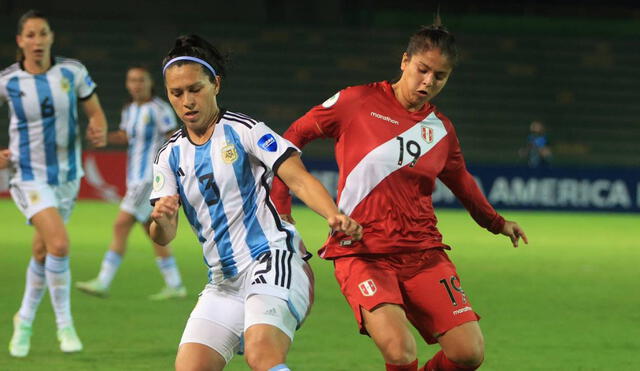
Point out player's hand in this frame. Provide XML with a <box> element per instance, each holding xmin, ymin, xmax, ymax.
<box><xmin>280</xmin><ymin>214</ymin><xmax>296</xmax><ymax>224</ymax></box>
<box><xmin>0</xmin><ymin>149</ymin><xmax>11</xmax><ymax>169</ymax></box>
<box><xmin>501</xmin><ymin>220</ymin><xmax>528</xmax><ymax>248</ymax></box>
<box><xmin>328</xmin><ymin>213</ymin><xmax>363</xmax><ymax>241</ymax></box>
<box><xmin>151</xmin><ymin>195</ymin><xmax>180</xmax><ymax>227</ymax></box>
<box><xmin>86</xmin><ymin>124</ymin><xmax>107</xmax><ymax>148</ymax></box>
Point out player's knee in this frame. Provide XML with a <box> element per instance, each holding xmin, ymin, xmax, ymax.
<box><xmin>446</xmin><ymin>339</ymin><xmax>484</xmax><ymax>367</ymax></box>
<box><xmin>244</xmin><ymin>342</ymin><xmax>285</xmax><ymax>371</ymax></box>
<box><xmin>46</xmin><ymin>237</ymin><xmax>70</xmax><ymax>256</ymax></box>
<box><xmin>377</xmin><ymin>335</ymin><xmax>417</xmax><ymax>364</ymax></box>
<box><xmin>113</xmin><ymin>218</ymin><xmax>131</xmax><ymax>235</ymax></box>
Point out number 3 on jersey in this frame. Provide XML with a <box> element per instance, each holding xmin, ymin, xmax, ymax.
<box><xmin>198</xmin><ymin>173</ymin><xmax>220</xmax><ymax>206</ymax></box>
<box><xmin>396</xmin><ymin>136</ymin><xmax>422</xmax><ymax>167</ymax></box>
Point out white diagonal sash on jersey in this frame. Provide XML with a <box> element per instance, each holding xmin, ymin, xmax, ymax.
<box><xmin>338</xmin><ymin>112</ymin><xmax>447</xmax><ymax>216</ymax></box>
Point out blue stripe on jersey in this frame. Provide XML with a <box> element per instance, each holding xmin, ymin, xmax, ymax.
<box><xmin>169</xmin><ymin>146</ymin><xmax>206</xmax><ymax>245</ymax></box>
<box><xmin>224</xmin><ymin>125</ymin><xmax>269</xmax><ymax>259</ymax></box>
<box><xmin>139</xmin><ymin>110</ymin><xmax>155</xmax><ymax>181</ymax></box>
<box><xmin>127</xmin><ymin>106</ymin><xmax>141</xmax><ymax>182</ymax></box>
<box><xmin>60</xmin><ymin>68</ymin><xmax>78</xmax><ymax>181</ymax></box>
<box><xmin>34</xmin><ymin>75</ymin><xmax>59</xmax><ymax>184</ymax></box>
<box><xmin>7</xmin><ymin>77</ymin><xmax>34</xmax><ymax>181</ymax></box>
<box><xmin>194</xmin><ymin>141</ymin><xmax>237</xmax><ymax>278</ymax></box>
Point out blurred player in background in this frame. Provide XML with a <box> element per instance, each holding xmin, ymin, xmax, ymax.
<box><xmin>272</xmin><ymin>22</ymin><xmax>528</xmax><ymax>371</ymax></box>
<box><xmin>0</xmin><ymin>10</ymin><xmax>107</xmax><ymax>357</ymax></box>
<box><xmin>76</xmin><ymin>66</ymin><xmax>187</xmax><ymax>300</ymax></box>
<box><xmin>519</xmin><ymin>119</ymin><xmax>552</xmax><ymax>168</ymax></box>
<box><xmin>151</xmin><ymin>34</ymin><xmax>362</xmax><ymax>371</ymax></box>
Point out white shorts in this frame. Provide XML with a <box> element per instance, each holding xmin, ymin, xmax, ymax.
<box><xmin>179</xmin><ymin>249</ymin><xmax>314</xmax><ymax>363</ymax></box>
<box><xmin>9</xmin><ymin>179</ymin><xmax>80</xmax><ymax>223</ymax></box>
<box><xmin>120</xmin><ymin>182</ymin><xmax>153</xmax><ymax>222</ymax></box>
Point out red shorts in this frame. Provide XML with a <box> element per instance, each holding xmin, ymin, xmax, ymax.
<box><xmin>333</xmin><ymin>249</ymin><xmax>480</xmax><ymax>344</ymax></box>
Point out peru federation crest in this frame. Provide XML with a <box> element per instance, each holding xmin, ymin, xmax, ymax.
<box><xmin>358</xmin><ymin>279</ymin><xmax>377</xmax><ymax>297</ymax></box>
<box><xmin>421</xmin><ymin>124</ymin><xmax>434</xmax><ymax>143</ymax></box>
<box><xmin>222</xmin><ymin>144</ymin><xmax>238</xmax><ymax>164</ymax></box>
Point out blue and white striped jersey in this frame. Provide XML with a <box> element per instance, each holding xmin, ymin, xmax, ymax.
<box><xmin>120</xmin><ymin>97</ymin><xmax>177</xmax><ymax>186</ymax></box>
<box><xmin>151</xmin><ymin>110</ymin><xmax>301</xmax><ymax>283</ymax></box>
<box><xmin>0</xmin><ymin>57</ymin><xmax>96</xmax><ymax>184</ymax></box>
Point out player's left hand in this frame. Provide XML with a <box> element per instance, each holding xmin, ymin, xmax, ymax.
<box><xmin>501</xmin><ymin>220</ymin><xmax>528</xmax><ymax>248</ymax></box>
<box><xmin>86</xmin><ymin>124</ymin><xmax>107</xmax><ymax>147</ymax></box>
<box><xmin>328</xmin><ymin>214</ymin><xmax>363</xmax><ymax>241</ymax></box>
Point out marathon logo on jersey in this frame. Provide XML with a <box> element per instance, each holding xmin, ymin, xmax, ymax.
<box><xmin>421</xmin><ymin>124</ymin><xmax>434</xmax><ymax>143</ymax></box>
<box><xmin>452</xmin><ymin>306</ymin><xmax>473</xmax><ymax>316</ymax></box>
<box><xmin>371</xmin><ymin>112</ymin><xmax>399</xmax><ymax>125</ymax></box>
<box><xmin>222</xmin><ymin>144</ymin><xmax>238</xmax><ymax>164</ymax></box>
<box><xmin>358</xmin><ymin>279</ymin><xmax>377</xmax><ymax>297</ymax></box>
<box><xmin>258</xmin><ymin>134</ymin><xmax>278</xmax><ymax>152</ymax></box>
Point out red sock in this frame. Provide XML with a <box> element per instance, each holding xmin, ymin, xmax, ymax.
<box><xmin>420</xmin><ymin>351</ymin><xmax>479</xmax><ymax>371</ymax></box>
<box><xmin>386</xmin><ymin>359</ymin><xmax>418</xmax><ymax>371</ymax></box>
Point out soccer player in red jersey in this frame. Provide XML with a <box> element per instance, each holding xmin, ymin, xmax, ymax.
<box><xmin>271</xmin><ymin>22</ymin><xmax>528</xmax><ymax>371</ymax></box>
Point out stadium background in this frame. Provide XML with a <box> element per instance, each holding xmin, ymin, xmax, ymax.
<box><xmin>1</xmin><ymin>1</ymin><xmax>639</xmax><ymax>370</ymax></box>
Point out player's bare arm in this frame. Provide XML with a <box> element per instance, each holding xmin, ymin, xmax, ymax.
<box><xmin>107</xmin><ymin>130</ymin><xmax>128</xmax><ymax>145</ymax></box>
<box><xmin>0</xmin><ymin>149</ymin><xmax>10</xmax><ymax>169</ymax></box>
<box><xmin>277</xmin><ymin>153</ymin><xmax>362</xmax><ymax>240</ymax></box>
<box><xmin>150</xmin><ymin>194</ymin><xmax>180</xmax><ymax>245</ymax></box>
<box><xmin>501</xmin><ymin>220</ymin><xmax>528</xmax><ymax>248</ymax></box>
<box><xmin>82</xmin><ymin>94</ymin><xmax>108</xmax><ymax>147</ymax></box>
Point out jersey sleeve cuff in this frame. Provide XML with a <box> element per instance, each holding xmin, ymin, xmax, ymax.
<box><xmin>488</xmin><ymin>214</ymin><xmax>506</xmax><ymax>234</ymax></box>
<box><xmin>272</xmin><ymin>147</ymin><xmax>298</xmax><ymax>175</ymax></box>
<box><xmin>78</xmin><ymin>87</ymin><xmax>97</xmax><ymax>101</ymax></box>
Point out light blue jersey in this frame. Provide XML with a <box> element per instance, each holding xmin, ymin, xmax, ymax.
<box><xmin>151</xmin><ymin>110</ymin><xmax>300</xmax><ymax>283</ymax></box>
<box><xmin>120</xmin><ymin>97</ymin><xmax>177</xmax><ymax>186</ymax></box>
<box><xmin>0</xmin><ymin>57</ymin><xmax>96</xmax><ymax>184</ymax></box>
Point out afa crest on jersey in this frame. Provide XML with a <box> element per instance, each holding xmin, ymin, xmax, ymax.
<box><xmin>60</xmin><ymin>78</ymin><xmax>70</xmax><ymax>93</ymax></box>
<box><xmin>421</xmin><ymin>124</ymin><xmax>434</xmax><ymax>143</ymax></box>
<box><xmin>222</xmin><ymin>144</ymin><xmax>238</xmax><ymax>164</ymax></box>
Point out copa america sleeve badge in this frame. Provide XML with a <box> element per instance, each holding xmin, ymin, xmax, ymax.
<box><xmin>153</xmin><ymin>173</ymin><xmax>165</xmax><ymax>191</ymax></box>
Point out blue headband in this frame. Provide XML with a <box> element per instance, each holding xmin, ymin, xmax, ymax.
<box><xmin>162</xmin><ymin>56</ymin><xmax>217</xmax><ymax>77</ymax></box>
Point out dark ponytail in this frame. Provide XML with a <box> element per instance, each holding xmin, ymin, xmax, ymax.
<box><xmin>405</xmin><ymin>17</ymin><xmax>458</xmax><ymax>67</ymax></box>
<box><xmin>162</xmin><ymin>34</ymin><xmax>227</xmax><ymax>82</ymax></box>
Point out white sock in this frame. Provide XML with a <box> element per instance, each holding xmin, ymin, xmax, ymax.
<box><xmin>45</xmin><ymin>254</ymin><xmax>73</xmax><ymax>328</ymax></box>
<box><xmin>97</xmin><ymin>250</ymin><xmax>123</xmax><ymax>288</ymax></box>
<box><xmin>156</xmin><ymin>256</ymin><xmax>183</xmax><ymax>288</ymax></box>
<box><xmin>17</xmin><ymin>257</ymin><xmax>47</xmax><ymax>325</ymax></box>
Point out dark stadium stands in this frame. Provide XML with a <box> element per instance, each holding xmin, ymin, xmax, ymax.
<box><xmin>1</xmin><ymin>15</ymin><xmax>638</xmax><ymax>167</ymax></box>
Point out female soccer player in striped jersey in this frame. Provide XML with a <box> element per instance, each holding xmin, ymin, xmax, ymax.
<box><xmin>272</xmin><ymin>23</ymin><xmax>528</xmax><ymax>371</ymax></box>
<box><xmin>76</xmin><ymin>66</ymin><xmax>187</xmax><ymax>300</ymax></box>
<box><xmin>151</xmin><ymin>34</ymin><xmax>362</xmax><ymax>371</ymax></box>
<box><xmin>0</xmin><ymin>10</ymin><xmax>107</xmax><ymax>357</ymax></box>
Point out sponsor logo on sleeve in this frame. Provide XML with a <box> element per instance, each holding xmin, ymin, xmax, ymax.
<box><xmin>85</xmin><ymin>75</ymin><xmax>95</xmax><ymax>87</ymax></box>
<box><xmin>221</xmin><ymin>144</ymin><xmax>238</xmax><ymax>164</ymax></box>
<box><xmin>358</xmin><ymin>279</ymin><xmax>377</xmax><ymax>297</ymax></box>
<box><xmin>153</xmin><ymin>173</ymin><xmax>165</xmax><ymax>191</ymax></box>
<box><xmin>258</xmin><ymin>134</ymin><xmax>278</xmax><ymax>152</ymax></box>
<box><xmin>322</xmin><ymin>92</ymin><xmax>340</xmax><ymax>108</ymax></box>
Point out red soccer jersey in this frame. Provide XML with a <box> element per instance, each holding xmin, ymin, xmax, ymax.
<box><xmin>271</xmin><ymin>81</ymin><xmax>505</xmax><ymax>259</ymax></box>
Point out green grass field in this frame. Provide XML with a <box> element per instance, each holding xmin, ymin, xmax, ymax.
<box><xmin>0</xmin><ymin>199</ymin><xmax>638</xmax><ymax>370</ymax></box>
